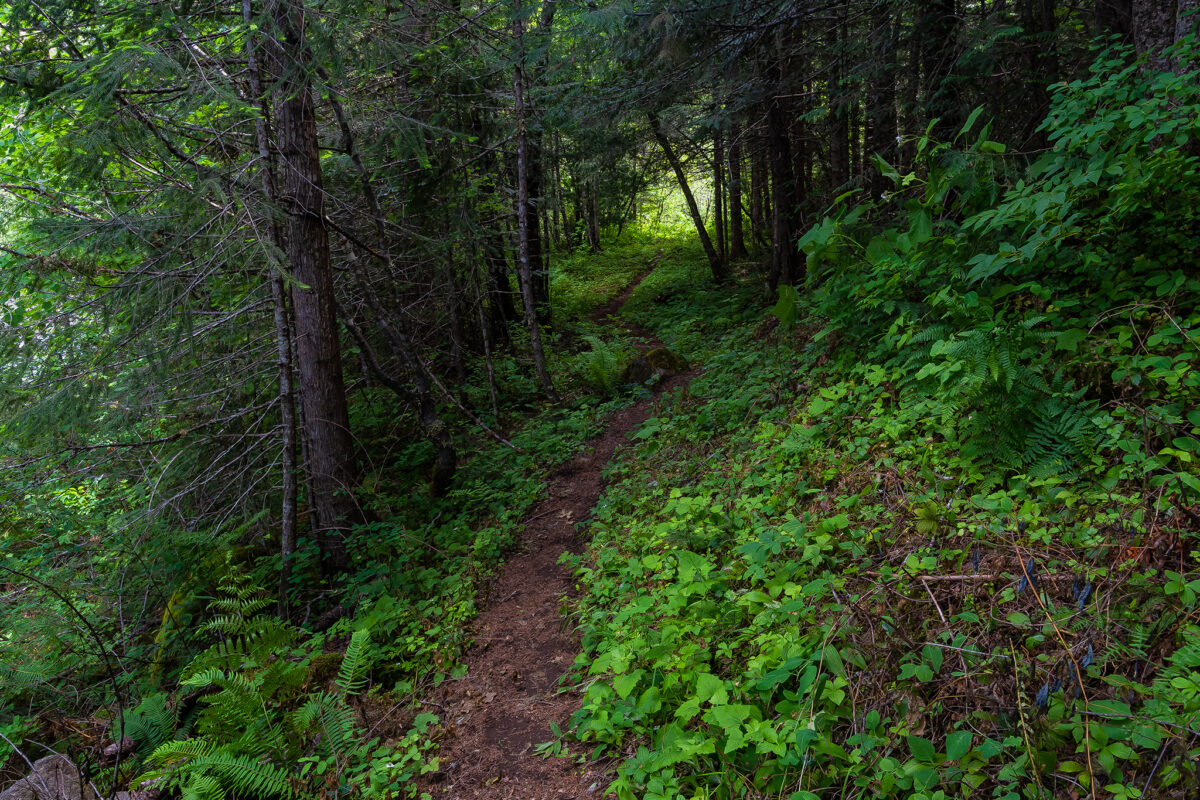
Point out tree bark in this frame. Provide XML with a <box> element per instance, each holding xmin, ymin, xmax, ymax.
<box><xmin>550</xmin><ymin>134</ymin><xmax>565</xmax><ymax>247</ymax></box>
<box><xmin>1019</xmin><ymin>0</ymin><xmax>1059</xmax><ymax>149</ymax></box>
<box><xmin>265</xmin><ymin>0</ymin><xmax>360</xmax><ymax>572</ymax></box>
<box><xmin>587</xmin><ymin>175</ymin><xmax>601</xmax><ymax>251</ymax></box>
<box><xmin>749</xmin><ymin>134</ymin><xmax>766</xmax><ymax>246</ymax></box>
<box><xmin>788</xmin><ymin>84</ymin><xmax>811</xmax><ymax>226</ymax></box>
<box><xmin>476</xmin><ymin>299</ymin><xmax>501</xmax><ymax>423</ymax></box>
<box><xmin>727</xmin><ymin>121</ymin><xmax>748</xmax><ymax>259</ymax></box>
<box><xmin>649</xmin><ymin>112</ymin><xmax>727</xmax><ymax>283</ymax></box>
<box><xmin>767</xmin><ymin>92</ymin><xmax>798</xmax><ymax>289</ymax></box>
<box><xmin>514</xmin><ymin>9</ymin><xmax>558</xmax><ymax>400</ymax></box>
<box><xmin>898</xmin><ymin>12</ymin><xmax>920</xmax><ymax>173</ymax></box>
<box><xmin>713</xmin><ymin>127</ymin><xmax>727</xmax><ymax>265</ymax></box>
<box><xmin>1134</xmin><ymin>0</ymin><xmax>1177</xmax><ymax>71</ymax></box>
<box><xmin>443</xmin><ymin>264</ymin><xmax>467</xmax><ymax>382</ymax></box>
<box><xmin>1176</xmin><ymin>0</ymin><xmax>1200</xmax><ymax>43</ymax></box>
<box><xmin>269</xmin><ymin>272</ymin><xmax>299</xmax><ymax>603</ymax></box>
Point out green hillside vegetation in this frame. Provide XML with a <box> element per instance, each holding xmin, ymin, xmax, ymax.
<box><xmin>569</xmin><ymin>49</ymin><xmax>1200</xmax><ymax>798</ymax></box>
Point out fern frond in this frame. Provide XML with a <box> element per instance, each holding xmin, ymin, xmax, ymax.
<box><xmin>186</xmin><ymin>660</ymin><xmax>270</xmax><ymax>695</ymax></box>
<box><xmin>336</xmin><ymin>629</ymin><xmax>372</xmax><ymax>696</ymax></box>
<box><xmin>581</xmin><ymin>335</ymin><xmax>625</xmax><ymax>395</ymax></box>
<box><xmin>187</xmin><ymin>753</ymin><xmax>295</xmax><ymax>798</ymax></box>
<box><xmin>291</xmin><ymin>693</ymin><xmax>358</xmax><ymax>758</ymax></box>
<box><xmin>121</xmin><ymin>692</ymin><xmax>178</xmax><ymax>753</ymax></box>
<box><xmin>180</xmin><ymin>773</ymin><xmax>225</xmax><ymax>800</ymax></box>
<box><xmin>140</xmin><ymin>739</ymin><xmax>294</xmax><ymax>799</ymax></box>
<box><xmin>907</xmin><ymin>323</ymin><xmax>954</xmax><ymax>346</ymax></box>
<box><xmin>143</xmin><ymin>736</ymin><xmax>216</xmax><ymax>769</ymax></box>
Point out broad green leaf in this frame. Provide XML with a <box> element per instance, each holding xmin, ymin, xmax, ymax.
<box><xmin>908</xmin><ymin>734</ymin><xmax>939</xmax><ymax>764</ymax></box>
<box><xmin>821</xmin><ymin>645</ymin><xmax>844</xmax><ymax>676</ymax></box>
<box><xmin>770</xmin><ymin>284</ymin><xmax>800</xmax><ymax>327</ymax></box>
<box><xmin>708</xmin><ymin>703</ymin><xmax>754</xmax><ymax>733</ymax></box>
<box><xmin>870</xmin><ymin>152</ymin><xmax>900</xmax><ymax>182</ymax></box>
<box><xmin>696</xmin><ymin>673</ymin><xmax>728</xmax><ymax>705</ymax></box>
<box><xmin>946</xmin><ymin>730</ymin><xmax>973</xmax><ymax>761</ymax></box>
<box><xmin>959</xmin><ymin>106</ymin><xmax>985</xmax><ymax>138</ymax></box>
<box><xmin>1179</xmin><ymin>472</ymin><xmax>1200</xmax><ymax>494</ymax></box>
<box><xmin>613</xmin><ymin>669</ymin><xmax>643</xmax><ymax>699</ymax></box>
<box><xmin>1055</xmin><ymin>329</ymin><xmax>1088</xmax><ymax>352</ymax></box>
<box><xmin>910</xmin><ymin>209</ymin><xmax>933</xmax><ymax>243</ymax></box>
<box><xmin>965</xmin><ymin>252</ymin><xmax>1012</xmax><ymax>284</ymax></box>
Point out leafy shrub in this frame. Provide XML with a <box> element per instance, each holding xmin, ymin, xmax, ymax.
<box><xmin>567</xmin><ymin>38</ymin><xmax>1200</xmax><ymax>800</ymax></box>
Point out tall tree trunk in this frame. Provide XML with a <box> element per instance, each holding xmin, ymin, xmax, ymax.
<box><xmin>265</xmin><ymin>0</ymin><xmax>359</xmax><ymax>572</ymax></box>
<box><xmin>476</xmin><ymin>299</ymin><xmax>501</xmax><ymax>423</ymax></box>
<box><xmin>649</xmin><ymin>112</ymin><xmax>728</xmax><ymax>283</ymax></box>
<box><xmin>749</xmin><ymin>135</ymin><xmax>767</xmax><ymax>246</ymax></box>
<box><xmin>898</xmin><ymin>13</ymin><xmax>920</xmax><ymax>173</ymax></box>
<box><xmin>727</xmin><ymin>121</ymin><xmax>748</xmax><ymax>259</ymax></box>
<box><xmin>550</xmin><ymin>135</ymin><xmax>565</xmax><ymax>247</ymax></box>
<box><xmin>268</xmin><ymin>274</ymin><xmax>298</xmax><ymax>603</ymax></box>
<box><xmin>244</xmin><ymin>0</ymin><xmax>298</xmax><ymax>609</ymax></box>
<box><xmin>585</xmin><ymin>176</ymin><xmax>600</xmax><ymax>251</ymax></box>
<box><xmin>487</xmin><ymin>249</ymin><xmax>517</xmax><ymax>342</ymax></box>
<box><xmin>526</xmin><ymin>160</ymin><xmax>548</xmax><ymax>317</ymax></box>
<box><xmin>514</xmin><ymin>9</ymin><xmax>558</xmax><ymax>400</ymax></box>
<box><xmin>1176</xmin><ymin>0</ymin><xmax>1200</xmax><ymax>43</ymax></box>
<box><xmin>568</xmin><ymin>173</ymin><xmax>582</xmax><ymax>247</ymax></box>
<box><xmin>1134</xmin><ymin>0</ymin><xmax>1178</xmax><ymax>71</ymax></box>
<box><xmin>850</xmin><ymin>100</ymin><xmax>862</xmax><ymax>186</ymax></box>
<box><xmin>767</xmin><ymin>91</ymin><xmax>798</xmax><ymax>289</ymax></box>
<box><xmin>788</xmin><ymin>85</ymin><xmax>811</xmax><ymax>228</ymax></box>
<box><xmin>867</xmin><ymin>1</ymin><xmax>898</xmax><ymax>200</ymax></box>
<box><xmin>713</xmin><ymin>127</ymin><xmax>727</xmax><ymax>265</ymax></box>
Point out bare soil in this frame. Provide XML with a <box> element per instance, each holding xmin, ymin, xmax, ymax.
<box><xmin>416</xmin><ymin>276</ymin><xmax>690</xmax><ymax>799</ymax></box>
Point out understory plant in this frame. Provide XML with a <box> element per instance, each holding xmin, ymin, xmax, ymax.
<box><xmin>131</xmin><ymin>569</ymin><xmax>439</xmax><ymax>799</ymax></box>
<box><xmin>566</xmin><ymin>38</ymin><xmax>1200</xmax><ymax>800</ymax></box>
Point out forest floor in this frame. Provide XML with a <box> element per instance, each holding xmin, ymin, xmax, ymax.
<box><xmin>416</xmin><ymin>270</ymin><xmax>692</xmax><ymax>799</ymax></box>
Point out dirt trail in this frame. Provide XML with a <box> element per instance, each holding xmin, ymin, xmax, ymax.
<box><xmin>418</xmin><ymin>272</ymin><xmax>689</xmax><ymax>799</ymax></box>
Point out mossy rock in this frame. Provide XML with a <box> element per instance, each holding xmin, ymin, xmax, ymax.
<box><xmin>620</xmin><ymin>348</ymin><xmax>689</xmax><ymax>386</ymax></box>
<box><xmin>304</xmin><ymin>651</ymin><xmax>344</xmax><ymax>689</ymax></box>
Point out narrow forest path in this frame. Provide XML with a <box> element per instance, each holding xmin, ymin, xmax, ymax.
<box><xmin>417</xmin><ymin>271</ymin><xmax>692</xmax><ymax>799</ymax></box>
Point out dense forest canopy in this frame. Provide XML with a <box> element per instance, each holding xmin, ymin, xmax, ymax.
<box><xmin>1</xmin><ymin>1</ymin><xmax>1199</xmax><ymax>798</ymax></box>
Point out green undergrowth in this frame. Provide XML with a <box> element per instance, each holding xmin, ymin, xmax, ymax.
<box><xmin>552</xmin><ymin>229</ymin><xmax>672</xmax><ymax>321</ymax></box>
<box><xmin>565</xmin><ymin>41</ymin><xmax>1200</xmax><ymax>800</ymax></box>
<box><xmin>88</xmin><ymin>386</ymin><xmax>634</xmax><ymax>799</ymax></box>
<box><xmin>554</xmin><ymin>231</ymin><xmax>736</xmax><ymax>398</ymax></box>
<box><xmin>0</xmin><ymin>250</ymin><xmax>661</xmax><ymax>797</ymax></box>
